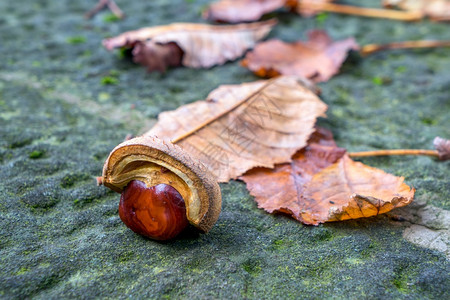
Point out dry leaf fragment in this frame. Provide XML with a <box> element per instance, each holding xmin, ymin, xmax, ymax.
<box><xmin>241</xmin><ymin>129</ymin><xmax>415</xmax><ymax>225</ymax></box>
<box><xmin>304</xmin><ymin>155</ymin><xmax>414</xmax><ymax>224</ymax></box>
<box><xmin>203</xmin><ymin>0</ymin><xmax>287</xmax><ymax>23</ymax></box>
<box><xmin>132</xmin><ymin>41</ymin><xmax>183</xmax><ymax>72</ymax></box>
<box><xmin>103</xmin><ymin>20</ymin><xmax>276</xmax><ymax>71</ymax></box>
<box><xmin>241</xmin><ymin>128</ymin><xmax>346</xmax><ymax>217</ymax></box>
<box><xmin>241</xmin><ymin>30</ymin><xmax>360</xmax><ymax>82</ymax></box>
<box><xmin>383</xmin><ymin>0</ymin><xmax>450</xmax><ymax>21</ymax></box>
<box><xmin>434</xmin><ymin>137</ymin><xmax>450</xmax><ymax>161</ymax></box>
<box><xmin>145</xmin><ymin>76</ymin><xmax>327</xmax><ymax>182</ymax></box>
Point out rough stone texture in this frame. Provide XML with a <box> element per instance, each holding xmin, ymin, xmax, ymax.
<box><xmin>0</xmin><ymin>0</ymin><xmax>449</xmax><ymax>298</ymax></box>
<box><xmin>402</xmin><ymin>204</ymin><xmax>449</xmax><ymax>259</ymax></box>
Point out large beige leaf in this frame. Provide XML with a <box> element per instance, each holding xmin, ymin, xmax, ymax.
<box><xmin>102</xmin><ymin>20</ymin><xmax>276</xmax><ymax>69</ymax></box>
<box><xmin>145</xmin><ymin>76</ymin><xmax>327</xmax><ymax>182</ymax></box>
<box><xmin>203</xmin><ymin>0</ymin><xmax>286</xmax><ymax>23</ymax></box>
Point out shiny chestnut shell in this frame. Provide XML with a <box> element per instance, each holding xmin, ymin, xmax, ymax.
<box><xmin>101</xmin><ymin>136</ymin><xmax>222</xmax><ymax>234</ymax></box>
<box><xmin>119</xmin><ymin>181</ymin><xmax>189</xmax><ymax>240</ymax></box>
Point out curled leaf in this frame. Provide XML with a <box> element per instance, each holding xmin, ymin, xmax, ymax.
<box><xmin>241</xmin><ymin>30</ymin><xmax>360</xmax><ymax>82</ymax></box>
<box><xmin>241</xmin><ymin>129</ymin><xmax>414</xmax><ymax>225</ymax></box>
<box><xmin>132</xmin><ymin>41</ymin><xmax>183</xmax><ymax>72</ymax></box>
<box><xmin>145</xmin><ymin>76</ymin><xmax>327</xmax><ymax>182</ymax></box>
<box><xmin>433</xmin><ymin>137</ymin><xmax>450</xmax><ymax>161</ymax></box>
<box><xmin>203</xmin><ymin>0</ymin><xmax>287</xmax><ymax>23</ymax></box>
<box><xmin>383</xmin><ymin>0</ymin><xmax>450</xmax><ymax>21</ymax></box>
<box><xmin>103</xmin><ymin>20</ymin><xmax>276</xmax><ymax>71</ymax></box>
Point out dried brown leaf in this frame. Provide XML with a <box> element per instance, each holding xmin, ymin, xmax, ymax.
<box><xmin>241</xmin><ymin>129</ymin><xmax>415</xmax><ymax>225</ymax></box>
<box><xmin>241</xmin><ymin>30</ymin><xmax>360</xmax><ymax>82</ymax></box>
<box><xmin>103</xmin><ymin>20</ymin><xmax>276</xmax><ymax>71</ymax></box>
<box><xmin>383</xmin><ymin>0</ymin><xmax>450</xmax><ymax>21</ymax></box>
<box><xmin>203</xmin><ymin>0</ymin><xmax>286</xmax><ymax>23</ymax></box>
<box><xmin>433</xmin><ymin>137</ymin><xmax>450</xmax><ymax>161</ymax></box>
<box><xmin>132</xmin><ymin>41</ymin><xmax>183</xmax><ymax>72</ymax></box>
<box><xmin>145</xmin><ymin>76</ymin><xmax>327</xmax><ymax>182</ymax></box>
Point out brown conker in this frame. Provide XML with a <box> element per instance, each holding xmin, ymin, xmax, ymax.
<box><xmin>100</xmin><ymin>136</ymin><xmax>222</xmax><ymax>240</ymax></box>
<box><xmin>119</xmin><ymin>180</ymin><xmax>189</xmax><ymax>240</ymax></box>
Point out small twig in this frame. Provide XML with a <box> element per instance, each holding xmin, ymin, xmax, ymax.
<box><xmin>360</xmin><ymin>40</ymin><xmax>450</xmax><ymax>56</ymax></box>
<box><xmin>349</xmin><ymin>149</ymin><xmax>439</xmax><ymax>158</ymax></box>
<box><xmin>85</xmin><ymin>0</ymin><xmax>125</xmax><ymax>19</ymax></box>
<box><xmin>298</xmin><ymin>1</ymin><xmax>423</xmax><ymax>21</ymax></box>
<box><xmin>106</xmin><ymin>0</ymin><xmax>125</xmax><ymax>18</ymax></box>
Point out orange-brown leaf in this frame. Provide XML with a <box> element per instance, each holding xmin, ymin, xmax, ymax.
<box><xmin>241</xmin><ymin>30</ymin><xmax>359</xmax><ymax>82</ymax></box>
<box><xmin>145</xmin><ymin>76</ymin><xmax>327</xmax><ymax>182</ymax></box>
<box><xmin>103</xmin><ymin>20</ymin><xmax>276</xmax><ymax>71</ymax></box>
<box><xmin>203</xmin><ymin>0</ymin><xmax>286</xmax><ymax>23</ymax></box>
<box><xmin>383</xmin><ymin>0</ymin><xmax>450</xmax><ymax>21</ymax></box>
<box><xmin>241</xmin><ymin>129</ymin><xmax>414</xmax><ymax>225</ymax></box>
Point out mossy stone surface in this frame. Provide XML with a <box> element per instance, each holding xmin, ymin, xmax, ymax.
<box><xmin>0</xmin><ymin>0</ymin><xmax>449</xmax><ymax>298</ymax></box>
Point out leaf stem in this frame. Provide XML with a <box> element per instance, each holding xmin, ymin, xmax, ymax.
<box><xmin>360</xmin><ymin>40</ymin><xmax>450</xmax><ymax>56</ymax></box>
<box><xmin>298</xmin><ymin>1</ymin><xmax>423</xmax><ymax>21</ymax></box>
<box><xmin>348</xmin><ymin>149</ymin><xmax>439</xmax><ymax>158</ymax></box>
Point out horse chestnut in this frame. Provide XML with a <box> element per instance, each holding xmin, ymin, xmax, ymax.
<box><xmin>119</xmin><ymin>180</ymin><xmax>189</xmax><ymax>240</ymax></box>
<box><xmin>100</xmin><ymin>136</ymin><xmax>222</xmax><ymax>241</ymax></box>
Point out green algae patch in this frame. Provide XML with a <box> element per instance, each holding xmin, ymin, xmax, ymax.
<box><xmin>102</xmin><ymin>13</ymin><xmax>121</xmax><ymax>23</ymax></box>
<box><xmin>66</xmin><ymin>36</ymin><xmax>87</xmax><ymax>44</ymax></box>
<box><xmin>100</xmin><ymin>76</ymin><xmax>119</xmax><ymax>85</ymax></box>
<box><xmin>29</xmin><ymin>150</ymin><xmax>44</xmax><ymax>159</ymax></box>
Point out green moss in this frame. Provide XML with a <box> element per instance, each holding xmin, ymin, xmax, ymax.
<box><xmin>102</xmin><ymin>13</ymin><xmax>121</xmax><ymax>23</ymax></box>
<box><xmin>60</xmin><ymin>173</ymin><xmax>92</xmax><ymax>188</ymax></box>
<box><xmin>29</xmin><ymin>150</ymin><xmax>44</xmax><ymax>159</ymax></box>
<box><xmin>15</xmin><ymin>267</ymin><xmax>29</xmax><ymax>275</ymax></box>
<box><xmin>9</xmin><ymin>138</ymin><xmax>32</xmax><ymax>149</ymax></box>
<box><xmin>100</xmin><ymin>76</ymin><xmax>119</xmax><ymax>85</ymax></box>
<box><xmin>393</xmin><ymin>268</ymin><xmax>413</xmax><ymax>294</ymax></box>
<box><xmin>372</xmin><ymin>76</ymin><xmax>383</xmax><ymax>86</ymax></box>
<box><xmin>396</xmin><ymin>66</ymin><xmax>407</xmax><ymax>73</ymax></box>
<box><xmin>81</xmin><ymin>50</ymin><xmax>92</xmax><ymax>57</ymax></box>
<box><xmin>32</xmin><ymin>61</ymin><xmax>42</xmax><ymax>67</ymax></box>
<box><xmin>270</xmin><ymin>238</ymin><xmax>293</xmax><ymax>251</ymax></box>
<box><xmin>315</xmin><ymin>12</ymin><xmax>328</xmax><ymax>25</ymax></box>
<box><xmin>372</xmin><ymin>76</ymin><xmax>392</xmax><ymax>86</ymax></box>
<box><xmin>242</xmin><ymin>259</ymin><xmax>262</xmax><ymax>277</ymax></box>
<box><xmin>98</xmin><ymin>92</ymin><xmax>111</xmax><ymax>102</ymax></box>
<box><xmin>421</xmin><ymin>117</ymin><xmax>437</xmax><ymax>126</ymax></box>
<box><xmin>66</xmin><ymin>36</ymin><xmax>86</xmax><ymax>44</ymax></box>
<box><xmin>118</xmin><ymin>251</ymin><xmax>135</xmax><ymax>263</ymax></box>
<box><xmin>116</xmin><ymin>47</ymin><xmax>131</xmax><ymax>59</ymax></box>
